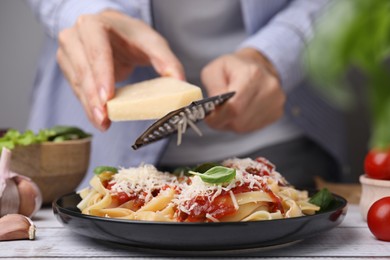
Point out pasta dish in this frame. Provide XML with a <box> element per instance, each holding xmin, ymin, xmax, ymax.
<box><xmin>77</xmin><ymin>157</ymin><xmax>320</xmax><ymax>222</ymax></box>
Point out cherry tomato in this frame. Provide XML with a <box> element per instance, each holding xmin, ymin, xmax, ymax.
<box><xmin>367</xmin><ymin>196</ymin><xmax>390</xmax><ymax>242</ymax></box>
<box><xmin>364</xmin><ymin>148</ymin><xmax>390</xmax><ymax>180</ymax></box>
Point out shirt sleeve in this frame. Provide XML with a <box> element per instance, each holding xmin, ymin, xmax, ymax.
<box><xmin>24</xmin><ymin>0</ymin><xmax>139</xmax><ymax>38</ymax></box>
<box><xmin>240</xmin><ymin>0</ymin><xmax>330</xmax><ymax>92</ymax></box>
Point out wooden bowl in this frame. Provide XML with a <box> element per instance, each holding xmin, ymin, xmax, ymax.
<box><xmin>359</xmin><ymin>174</ymin><xmax>390</xmax><ymax>220</ymax></box>
<box><xmin>9</xmin><ymin>138</ymin><xmax>91</xmax><ymax>204</ymax></box>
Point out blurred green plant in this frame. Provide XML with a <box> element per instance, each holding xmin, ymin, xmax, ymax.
<box><xmin>306</xmin><ymin>0</ymin><xmax>390</xmax><ymax>149</ymax></box>
<box><xmin>0</xmin><ymin>126</ymin><xmax>91</xmax><ymax>152</ymax></box>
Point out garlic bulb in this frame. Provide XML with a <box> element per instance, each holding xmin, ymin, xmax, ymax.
<box><xmin>0</xmin><ymin>148</ymin><xmax>42</xmax><ymax>217</ymax></box>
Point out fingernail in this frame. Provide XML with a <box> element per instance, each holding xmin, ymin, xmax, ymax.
<box><xmin>100</xmin><ymin>88</ymin><xmax>108</xmax><ymax>103</ymax></box>
<box><xmin>93</xmin><ymin>107</ymin><xmax>104</xmax><ymax>125</ymax></box>
<box><xmin>162</xmin><ymin>68</ymin><xmax>173</xmax><ymax>77</ymax></box>
<box><xmin>163</xmin><ymin>68</ymin><xmax>184</xmax><ymax>81</ymax></box>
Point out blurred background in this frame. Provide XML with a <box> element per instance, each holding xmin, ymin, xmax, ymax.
<box><xmin>0</xmin><ymin>1</ymin><xmax>43</xmax><ymax>131</ymax></box>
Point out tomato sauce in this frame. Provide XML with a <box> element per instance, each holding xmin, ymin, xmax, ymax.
<box><xmin>178</xmin><ymin>194</ymin><xmax>236</xmax><ymax>222</ymax></box>
<box><xmin>103</xmin><ymin>181</ymin><xmax>152</xmax><ymax>209</ymax></box>
<box><xmin>255</xmin><ymin>157</ymin><xmax>275</xmax><ymax>172</ymax></box>
<box><xmin>245</xmin><ymin>166</ymin><xmax>269</xmax><ymax>176</ymax></box>
<box><xmin>178</xmin><ymin>181</ymin><xmax>284</xmax><ymax>222</ymax></box>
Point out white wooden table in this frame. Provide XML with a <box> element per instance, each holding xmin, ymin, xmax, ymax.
<box><xmin>1</xmin><ymin>204</ymin><xmax>390</xmax><ymax>259</ymax></box>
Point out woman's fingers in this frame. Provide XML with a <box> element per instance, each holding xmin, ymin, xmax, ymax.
<box><xmin>201</xmin><ymin>49</ymin><xmax>285</xmax><ymax>133</ymax></box>
<box><xmin>200</xmin><ymin>58</ymin><xmax>230</xmax><ymax>129</ymax></box>
<box><xmin>57</xmin><ymin>27</ymin><xmax>108</xmax><ymax>130</ymax></box>
<box><xmin>56</xmin><ymin>49</ymin><xmax>79</xmax><ymax>97</ymax></box>
<box><xmin>76</xmin><ymin>14</ymin><xmax>115</xmax><ymax>104</ymax></box>
<box><xmin>226</xmin><ymin>76</ymin><xmax>284</xmax><ymax>132</ymax></box>
<box><xmin>145</xmin><ymin>39</ymin><xmax>185</xmax><ymax>80</ymax></box>
<box><xmin>201</xmin><ymin>58</ymin><xmax>229</xmax><ymax>97</ymax></box>
<box><xmin>102</xmin><ymin>11</ymin><xmax>185</xmax><ymax>80</ymax></box>
<box><xmin>56</xmin><ymin>10</ymin><xmax>185</xmax><ymax>130</ymax></box>
<box><xmin>202</xmin><ymin>55</ymin><xmax>257</xmax><ymax>131</ymax></box>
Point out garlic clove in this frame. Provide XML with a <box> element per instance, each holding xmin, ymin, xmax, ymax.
<box><xmin>0</xmin><ymin>178</ymin><xmax>20</xmax><ymax>217</ymax></box>
<box><xmin>0</xmin><ymin>214</ymin><xmax>36</xmax><ymax>241</ymax></box>
<box><xmin>14</xmin><ymin>176</ymin><xmax>42</xmax><ymax>217</ymax></box>
<box><xmin>0</xmin><ymin>148</ymin><xmax>42</xmax><ymax>218</ymax></box>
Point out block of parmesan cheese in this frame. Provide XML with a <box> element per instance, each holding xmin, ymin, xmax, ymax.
<box><xmin>107</xmin><ymin>77</ymin><xmax>203</xmax><ymax>121</ymax></box>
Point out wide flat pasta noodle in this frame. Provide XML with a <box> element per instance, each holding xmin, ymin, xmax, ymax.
<box><xmin>138</xmin><ymin>188</ymin><xmax>175</xmax><ymax>212</ymax></box>
<box><xmin>89</xmin><ymin>208</ymin><xmax>134</xmax><ymax>218</ymax></box>
<box><xmin>219</xmin><ymin>202</ymin><xmax>264</xmax><ymax>222</ymax></box>
<box><xmin>298</xmin><ymin>201</ymin><xmax>320</xmax><ymax>215</ymax></box>
<box><xmin>80</xmin><ymin>176</ymin><xmax>112</xmax><ymax>214</ymax></box>
<box><xmin>235</xmin><ymin>191</ymin><xmax>274</xmax><ymax>205</ymax></box>
<box><xmin>242</xmin><ymin>209</ymin><xmax>283</xmax><ymax>221</ymax></box>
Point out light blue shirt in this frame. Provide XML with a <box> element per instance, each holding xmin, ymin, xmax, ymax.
<box><xmin>154</xmin><ymin>0</ymin><xmax>303</xmax><ymax>165</ymax></box>
<box><xmin>24</xmin><ymin>0</ymin><xmax>332</xmax><ymax>188</ymax></box>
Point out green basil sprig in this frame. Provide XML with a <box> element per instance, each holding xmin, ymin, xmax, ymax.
<box><xmin>189</xmin><ymin>166</ymin><xmax>236</xmax><ymax>184</ymax></box>
<box><xmin>93</xmin><ymin>166</ymin><xmax>118</xmax><ymax>175</ymax></box>
<box><xmin>309</xmin><ymin>188</ymin><xmax>335</xmax><ymax>212</ymax></box>
<box><xmin>173</xmin><ymin>162</ymin><xmax>220</xmax><ymax>176</ymax></box>
<box><xmin>192</xmin><ymin>162</ymin><xmax>220</xmax><ymax>173</ymax></box>
<box><xmin>0</xmin><ymin>125</ymin><xmax>91</xmax><ymax>153</ymax></box>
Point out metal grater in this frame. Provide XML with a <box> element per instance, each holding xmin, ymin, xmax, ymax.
<box><xmin>132</xmin><ymin>91</ymin><xmax>235</xmax><ymax>150</ymax></box>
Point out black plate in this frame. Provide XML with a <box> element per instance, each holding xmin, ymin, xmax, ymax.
<box><xmin>53</xmin><ymin>192</ymin><xmax>347</xmax><ymax>251</ymax></box>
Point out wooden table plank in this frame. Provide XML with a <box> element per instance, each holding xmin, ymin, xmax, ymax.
<box><xmin>1</xmin><ymin>205</ymin><xmax>389</xmax><ymax>259</ymax></box>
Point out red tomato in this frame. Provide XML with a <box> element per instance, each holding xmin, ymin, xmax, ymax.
<box><xmin>367</xmin><ymin>197</ymin><xmax>390</xmax><ymax>242</ymax></box>
<box><xmin>364</xmin><ymin>148</ymin><xmax>390</xmax><ymax>180</ymax></box>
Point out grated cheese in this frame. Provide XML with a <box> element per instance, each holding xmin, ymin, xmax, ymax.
<box><xmin>175</xmin><ymin>107</ymin><xmax>204</xmax><ymax>146</ymax></box>
<box><xmin>206</xmin><ymin>213</ymin><xmax>220</xmax><ymax>222</ymax></box>
<box><xmin>109</xmin><ymin>165</ymin><xmax>179</xmax><ymax>203</ymax></box>
<box><xmin>107</xmin><ymin>157</ymin><xmax>289</xmax><ymax>221</ymax></box>
<box><xmin>174</xmin><ymin>158</ymin><xmax>288</xmax><ymax>214</ymax></box>
<box><xmin>222</xmin><ymin>158</ymin><xmax>288</xmax><ymax>187</ymax></box>
<box><xmin>174</xmin><ymin>176</ymin><xmax>222</xmax><ymax>213</ymax></box>
<box><xmin>229</xmin><ymin>190</ymin><xmax>239</xmax><ymax>210</ymax></box>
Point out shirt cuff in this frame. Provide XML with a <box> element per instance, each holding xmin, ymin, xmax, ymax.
<box><xmin>55</xmin><ymin>0</ymin><xmax>133</xmax><ymax>37</ymax></box>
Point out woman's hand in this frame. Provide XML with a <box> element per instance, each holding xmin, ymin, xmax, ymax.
<box><xmin>57</xmin><ymin>10</ymin><xmax>184</xmax><ymax>130</ymax></box>
<box><xmin>201</xmin><ymin>48</ymin><xmax>286</xmax><ymax>133</ymax></box>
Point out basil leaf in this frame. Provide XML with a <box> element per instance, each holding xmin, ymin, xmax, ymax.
<box><xmin>172</xmin><ymin>162</ymin><xmax>220</xmax><ymax>176</ymax></box>
<box><xmin>48</xmin><ymin>125</ymin><xmax>91</xmax><ymax>141</ymax></box>
<box><xmin>35</xmin><ymin>129</ymin><xmax>53</xmax><ymax>143</ymax></box>
<box><xmin>0</xmin><ymin>126</ymin><xmax>91</xmax><ymax>154</ymax></box>
<box><xmin>189</xmin><ymin>166</ymin><xmax>236</xmax><ymax>184</ymax></box>
<box><xmin>17</xmin><ymin>130</ymin><xmax>38</xmax><ymax>146</ymax></box>
<box><xmin>193</xmin><ymin>162</ymin><xmax>220</xmax><ymax>173</ymax></box>
<box><xmin>309</xmin><ymin>188</ymin><xmax>335</xmax><ymax>212</ymax></box>
<box><xmin>4</xmin><ymin>129</ymin><xmax>21</xmax><ymax>140</ymax></box>
<box><xmin>93</xmin><ymin>166</ymin><xmax>118</xmax><ymax>175</ymax></box>
<box><xmin>0</xmin><ymin>140</ymin><xmax>15</xmax><ymax>151</ymax></box>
